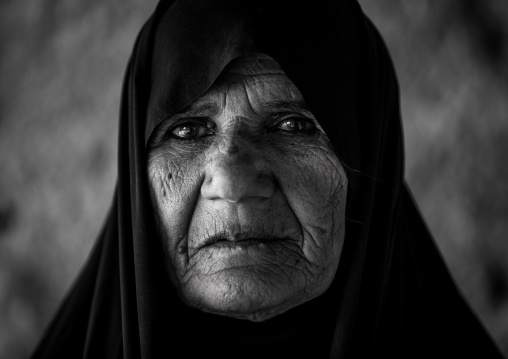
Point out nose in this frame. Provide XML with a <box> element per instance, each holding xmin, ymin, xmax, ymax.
<box><xmin>201</xmin><ymin>142</ymin><xmax>275</xmax><ymax>203</ymax></box>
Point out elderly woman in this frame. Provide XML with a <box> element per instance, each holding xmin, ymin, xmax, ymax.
<box><xmin>32</xmin><ymin>0</ymin><xmax>502</xmax><ymax>358</ymax></box>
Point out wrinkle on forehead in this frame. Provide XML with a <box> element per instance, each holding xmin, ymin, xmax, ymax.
<box><xmin>223</xmin><ymin>53</ymin><xmax>286</xmax><ymax>76</ymax></box>
<box><xmin>193</xmin><ymin>54</ymin><xmax>306</xmax><ymax>119</ymax></box>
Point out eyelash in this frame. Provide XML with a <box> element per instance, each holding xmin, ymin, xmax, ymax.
<box><xmin>271</xmin><ymin>117</ymin><xmax>316</xmax><ymax>134</ymax></box>
<box><xmin>166</xmin><ymin>118</ymin><xmax>215</xmax><ymax>141</ymax></box>
<box><xmin>164</xmin><ymin>116</ymin><xmax>316</xmax><ymax>142</ymax></box>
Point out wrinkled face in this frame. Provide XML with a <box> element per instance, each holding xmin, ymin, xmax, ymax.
<box><xmin>147</xmin><ymin>55</ymin><xmax>347</xmax><ymax>322</ymax></box>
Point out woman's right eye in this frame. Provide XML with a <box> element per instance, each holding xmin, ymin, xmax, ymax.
<box><xmin>167</xmin><ymin>119</ymin><xmax>214</xmax><ymax>140</ymax></box>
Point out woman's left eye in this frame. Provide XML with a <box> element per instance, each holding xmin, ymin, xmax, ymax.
<box><xmin>273</xmin><ymin>117</ymin><xmax>316</xmax><ymax>134</ymax></box>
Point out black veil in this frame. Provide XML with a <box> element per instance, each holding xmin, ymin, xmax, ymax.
<box><xmin>32</xmin><ymin>0</ymin><xmax>502</xmax><ymax>358</ymax></box>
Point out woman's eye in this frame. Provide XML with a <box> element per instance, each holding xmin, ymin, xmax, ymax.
<box><xmin>168</xmin><ymin>120</ymin><xmax>213</xmax><ymax>140</ymax></box>
<box><xmin>274</xmin><ymin>117</ymin><xmax>316</xmax><ymax>134</ymax></box>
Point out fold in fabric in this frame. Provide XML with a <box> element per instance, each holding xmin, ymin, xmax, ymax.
<box><xmin>32</xmin><ymin>0</ymin><xmax>503</xmax><ymax>358</ymax></box>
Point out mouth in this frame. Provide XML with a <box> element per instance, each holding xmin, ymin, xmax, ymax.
<box><xmin>200</xmin><ymin>231</ymin><xmax>287</xmax><ymax>249</ymax></box>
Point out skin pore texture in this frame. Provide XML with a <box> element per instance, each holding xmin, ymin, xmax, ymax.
<box><xmin>147</xmin><ymin>54</ymin><xmax>348</xmax><ymax>322</ymax></box>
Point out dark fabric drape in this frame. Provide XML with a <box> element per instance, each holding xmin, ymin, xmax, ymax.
<box><xmin>31</xmin><ymin>0</ymin><xmax>503</xmax><ymax>358</ymax></box>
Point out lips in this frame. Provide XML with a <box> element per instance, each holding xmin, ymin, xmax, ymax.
<box><xmin>200</xmin><ymin>230</ymin><xmax>285</xmax><ymax>249</ymax></box>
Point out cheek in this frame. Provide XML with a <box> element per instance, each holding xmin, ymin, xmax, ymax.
<box><xmin>147</xmin><ymin>152</ymin><xmax>204</xmax><ymax>273</ymax></box>
<box><xmin>272</xmin><ymin>142</ymin><xmax>348</xmax><ymax>267</ymax></box>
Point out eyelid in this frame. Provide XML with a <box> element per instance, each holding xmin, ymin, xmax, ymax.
<box><xmin>172</xmin><ymin>116</ymin><xmax>210</xmax><ymax>125</ymax></box>
<box><xmin>165</xmin><ymin>117</ymin><xmax>215</xmax><ymax>140</ymax></box>
<box><xmin>271</xmin><ymin>109</ymin><xmax>314</xmax><ymax>120</ymax></box>
<box><xmin>272</xmin><ymin>113</ymin><xmax>316</xmax><ymax>127</ymax></box>
<box><xmin>158</xmin><ymin>114</ymin><xmax>211</xmax><ymax>132</ymax></box>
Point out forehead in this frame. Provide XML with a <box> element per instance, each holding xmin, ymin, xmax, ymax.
<box><xmin>200</xmin><ymin>55</ymin><xmax>305</xmax><ymax>105</ymax></box>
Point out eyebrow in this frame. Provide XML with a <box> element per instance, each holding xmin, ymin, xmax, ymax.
<box><xmin>173</xmin><ymin>99</ymin><xmax>312</xmax><ymax>119</ymax></box>
<box><xmin>174</xmin><ymin>101</ymin><xmax>220</xmax><ymax>117</ymax></box>
<box><xmin>260</xmin><ymin>100</ymin><xmax>311</xmax><ymax>114</ymax></box>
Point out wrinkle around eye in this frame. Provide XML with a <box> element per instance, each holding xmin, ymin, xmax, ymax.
<box><xmin>167</xmin><ymin>118</ymin><xmax>216</xmax><ymax>140</ymax></box>
<box><xmin>149</xmin><ymin>116</ymin><xmax>216</xmax><ymax>147</ymax></box>
<box><xmin>272</xmin><ymin>117</ymin><xmax>317</xmax><ymax>134</ymax></box>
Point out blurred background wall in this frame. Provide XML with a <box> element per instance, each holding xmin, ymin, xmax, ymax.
<box><xmin>0</xmin><ymin>0</ymin><xmax>507</xmax><ymax>357</ymax></box>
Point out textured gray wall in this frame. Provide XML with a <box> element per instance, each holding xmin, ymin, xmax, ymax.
<box><xmin>0</xmin><ymin>1</ymin><xmax>507</xmax><ymax>357</ymax></box>
<box><xmin>360</xmin><ymin>0</ymin><xmax>508</xmax><ymax>354</ymax></box>
<box><xmin>0</xmin><ymin>1</ymin><xmax>158</xmax><ymax>357</ymax></box>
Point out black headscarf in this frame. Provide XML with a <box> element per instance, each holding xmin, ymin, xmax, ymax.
<box><xmin>32</xmin><ymin>0</ymin><xmax>503</xmax><ymax>358</ymax></box>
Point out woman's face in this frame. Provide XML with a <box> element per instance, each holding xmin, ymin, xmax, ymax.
<box><xmin>147</xmin><ymin>55</ymin><xmax>347</xmax><ymax>322</ymax></box>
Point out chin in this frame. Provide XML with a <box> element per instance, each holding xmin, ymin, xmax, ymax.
<box><xmin>178</xmin><ymin>267</ymin><xmax>326</xmax><ymax>322</ymax></box>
